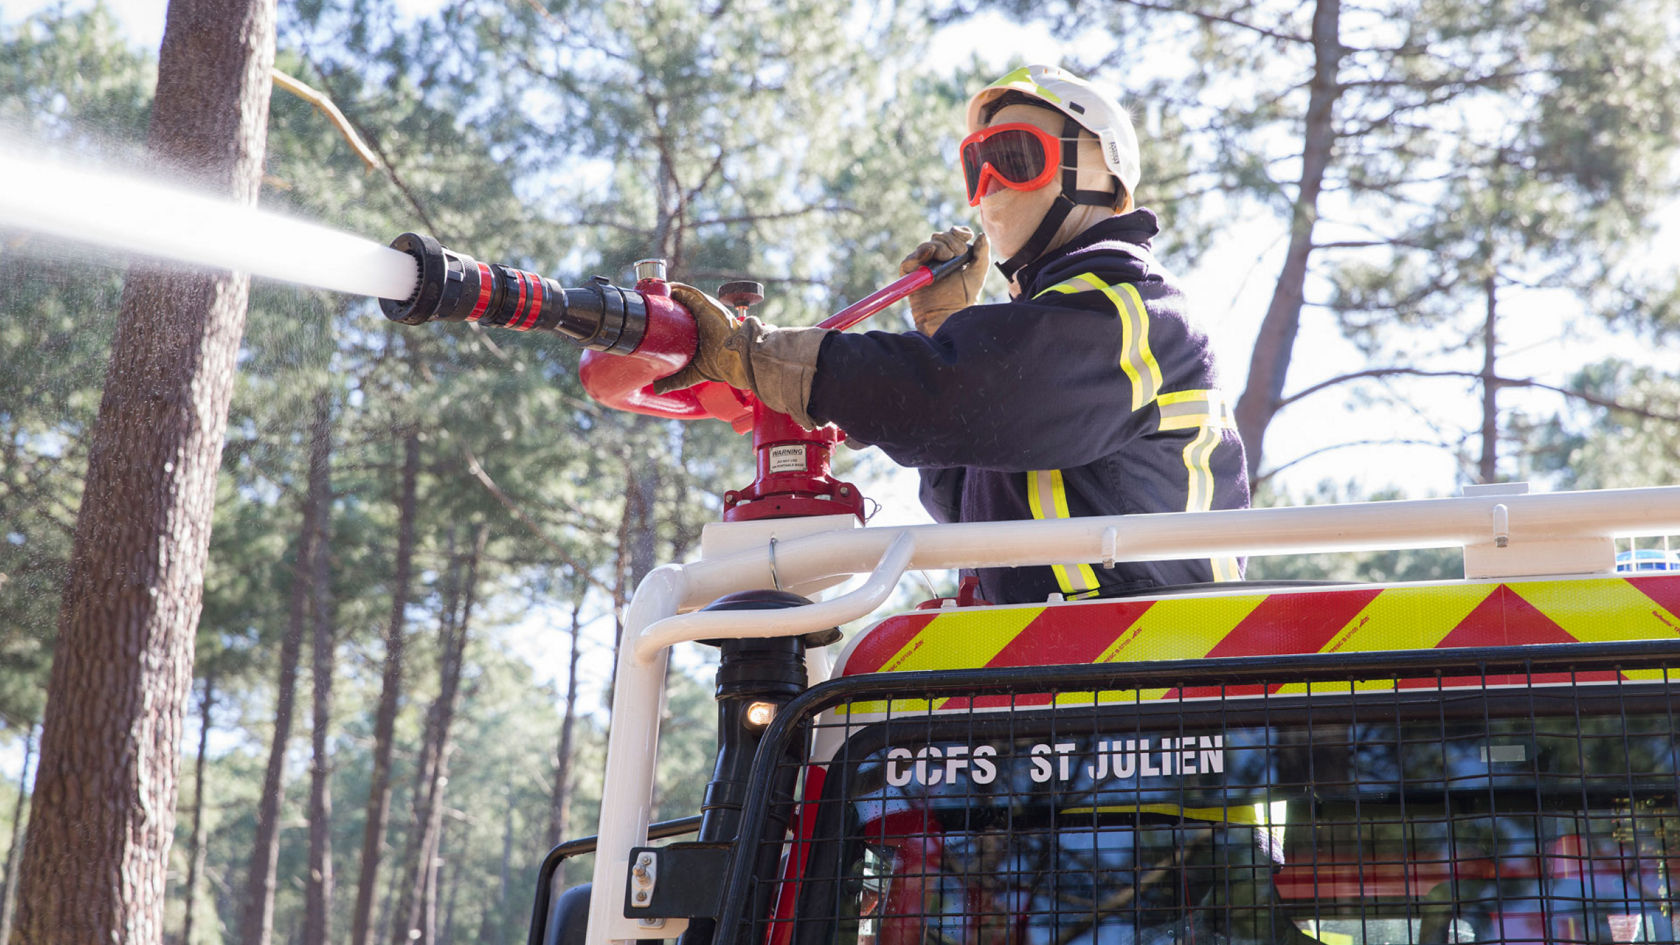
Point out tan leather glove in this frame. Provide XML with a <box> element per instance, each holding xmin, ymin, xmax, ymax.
<box><xmin>899</xmin><ymin>226</ymin><xmax>989</xmax><ymax>335</ymax></box>
<box><xmin>652</xmin><ymin>283</ymin><xmax>830</xmax><ymax>429</ymax></box>
<box><xmin>653</xmin><ymin>283</ymin><xmax>750</xmax><ymax>393</ymax></box>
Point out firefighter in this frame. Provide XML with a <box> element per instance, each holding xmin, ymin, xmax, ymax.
<box><xmin>656</xmin><ymin>65</ymin><xmax>1249</xmax><ymax>603</ymax></box>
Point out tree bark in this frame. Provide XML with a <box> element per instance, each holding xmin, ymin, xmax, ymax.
<box><xmin>607</xmin><ymin>452</ymin><xmax>656</xmax><ymax>706</ymax></box>
<box><xmin>392</xmin><ymin>525</ymin><xmax>483</xmax><ymax>945</ymax></box>
<box><xmin>303</xmin><ymin>392</ymin><xmax>336</xmax><ymax>945</ymax></box>
<box><xmin>239</xmin><ymin>513</ymin><xmax>312</xmax><ymax>945</ymax></box>
<box><xmin>180</xmin><ymin>668</ymin><xmax>217</xmax><ymax>945</ymax></box>
<box><xmin>1232</xmin><ymin>0</ymin><xmax>1342</xmax><ymax>482</ymax></box>
<box><xmin>545</xmin><ymin>595</ymin><xmax>586</xmax><ymax>850</ymax></box>
<box><xmin>0</xmin><ymin>726</ymin><xmax>35</xmax><ymax>945</ymax></box>
<box><xmin>443</xmin><ymin>857</ymin><xmax>463</xmax><ymax>945</ymax></box>
<box><xmin>351</xmin><ymin>428</ymin><xmax>420</xmax><ymax>945</ymax></box>
<box><xmin>6</xmin><ymin>0</ymin><xmax>275</xmax><ymax>938</ymax></box>
<box><xmin>1479</xmin><ymin>273</ymin><xmax>1500</xmax><ymax>483</ymax></box>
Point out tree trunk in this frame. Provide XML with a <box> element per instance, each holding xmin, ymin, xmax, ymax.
<box><xmin>627</xmin><ymin>464</ymin><xmax>658</xmax><ymax>590</ymax></box>
<box><xmin>1232</xmin><ymin>0</ymin><xmax>1343</xmax><ymax>482</ymax></box>
<box><xmin>1478</xmin><ymin>273</ymin><xmax>1500</xmax><ymax>484</ymax></box>
<box><xmin>393</xmin><ymin>525</ymin><xmax>483</xmax><ymax>945</ymax></box>
<box><xmin>6</xmin><ymin>0</ymin><xmax>275</xmax><ymax>938</ymax></box>
<box><xmin>545</xmin><ymin>594</ymin><xmax>586</xmax><ymax>850</ymax></box>
<box><xmin>351</xmin><ymin>428</ymin><xmax>420</xmax><ymax>945</ymax></box>
<box><xmin>607</xmin><ymin>452</ymin><xmax>657</xmax><ymax>706</ymax></box>
<box><xmin>0</xmin><ymin>726</ymin><xmax>35</xmax><ymax>945</ymax></box>
<box><xmin>442</xmin><ymin>857</ymin><xmax>463</xmax><ymax>945</ymax></box>
<box><xmin>496</xmin><ymin>787</ymin><xmax>514</xmax><ymax>942</ymax></box>
<box><xmin>239</xmin><ymin>514</ymin><xmax>312</xmax><ymax>945</ymax></box>
<box><xmin>181</xmin><ymin>668</ymin><xmax>217</xmax><ymax>945</ymax></box>
<box><xmin>303</xmin><ymin>392</ymin><xmax>336</xmax><ymax>945</ymax></box>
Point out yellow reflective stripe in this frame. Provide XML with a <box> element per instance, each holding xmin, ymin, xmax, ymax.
<box><xmin>992</xmin><ymin>66</ymin><xmax>1062</xmax><ymax>104</ymax></box>
<box><xmin>1155</xmin><ymin>388</ymin><xmax>1235</xmax><ymax>432</ymax></box>
<box><xmin>1033</xmin><ymin>273</ymin><xmax>1160</xmax><ymax>412</ymax></box>
<box><xmin>1114</xmin><ymin>283</ymin><xmax>1161</xmax><ymax>410</ymax></box>
<box><xmin>1211</xmin><ymin>556</ymin><xmax>1243</xmax><ymax>582</ymax></box>
<box><xmin>1156</xmin><ymin>389</ymin><xmax>1238</xmax><ymax>581</ymax></box>
<box><xmin>1032</xmin><ymin>278</ymin><xmax>1085</xmax><ymax>298</ymax></box>
<box><xmin>1156</xmin><ymin>389</ymin><xmax>1229</xmax><ymax>511</ymax></box>
<box><xmin>1182</xmin><ymin>425</ymin><xmax>1219</xmax><ymax>513</ymax></box>
<box><xmin>1026</xmin><ymin>469</ymin><xmax>1101</xmax><ymax>596</ymax></box>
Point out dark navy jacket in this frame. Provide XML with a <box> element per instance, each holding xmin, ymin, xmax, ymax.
<box><xmin>808</xmin><ymin>210</ymin><xmax>1249</xmax><ymax>604</ymax></box>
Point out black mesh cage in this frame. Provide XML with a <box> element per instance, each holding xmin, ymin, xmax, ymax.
<box><xmin>712</xmin><ymin>641</ymin><xmax>1680</xmax><ymax>945</ymax></box>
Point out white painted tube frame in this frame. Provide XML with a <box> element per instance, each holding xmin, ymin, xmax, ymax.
<box><xmin>586</xmin><ymin>484</ymin><xmax>1680</xmax><ymax>945</ymax></box>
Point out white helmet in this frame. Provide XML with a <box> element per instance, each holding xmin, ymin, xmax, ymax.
<box><xmin>966</xmin><ymin>65</ymin><xmax>1141</xmax><ymax>204</ymax></box>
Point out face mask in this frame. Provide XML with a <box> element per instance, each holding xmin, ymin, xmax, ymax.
<box><xmin>973</xmin><ymin>104</ymin><xmax>1067</xmax><ymax>262</ymax></box>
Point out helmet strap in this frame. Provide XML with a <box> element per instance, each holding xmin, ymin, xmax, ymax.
<box><xmin>1061</xmin><ymin>116</ymin><xmax>1123</xmax><ymax>208</ymax></box>
<box><xmin>995</xmin><ymin>192</ymin><xmax>1074</xmax><ymax>281</ymax></box>
<box><xmin>994</xmin><ymin>117</ymin><xmax>1116</xmax><ymax>281</ymax></box>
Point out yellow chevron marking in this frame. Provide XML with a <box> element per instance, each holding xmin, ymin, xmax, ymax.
<box><xmin>1320</xmin><ymin>584</ymin><xmax>1496</xmax><ymax>654</ymax></box>
<box><xmin>873</xmin><ymin>606</ymin><xmax>1046</xmax><ymax>674</ymax></box>
<box><xmin>835</xmin><ymin>578</ymin><xmax>1680</xmax><ymax>715</ymax></box>
<box><xmin>1096</xmin><ymin>595</ymin><xmax>1268</xmax><ymax>663</ymax></box>
<box><xmin>1509</xmin><ymin>578</ymin><xmax>1680</xmax><ymax>643</ymax></box>
<box><xmin>1268</xmin><ymin>585</ymin><xmax>1494</xmax><ymax>697</ymax></box>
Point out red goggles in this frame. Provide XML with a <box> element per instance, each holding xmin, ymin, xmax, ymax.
<box><xmin>960</xmin><ymin>122</ymin><xmax>1062</xmax><ymax>206</ymax></box>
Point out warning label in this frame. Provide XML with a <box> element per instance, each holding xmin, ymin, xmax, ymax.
<box><xmin>769</xmin><ymin>444</ymin><xmax>806</xmax><ymax>474</ymax></box>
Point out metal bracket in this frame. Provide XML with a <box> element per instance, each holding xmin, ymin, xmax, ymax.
<box><xmin>628</xmin><ymin>849</ymin><xmax>658</xmax><ymax>909</ymax></box>
<box><xmin>623</xmin><ymin>843</ymin><xmax>732</xmax><ymax>919</ymax></box>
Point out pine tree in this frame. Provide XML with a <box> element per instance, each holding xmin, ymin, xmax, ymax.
<box><xmin>8</xmin><ymin>0</ymin><xmax>277</xmax><ymax>938</ymax></box>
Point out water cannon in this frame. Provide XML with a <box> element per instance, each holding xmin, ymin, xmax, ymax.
<box><xmin>381</xmin><ymin>232</ymin><xmax>652</xmax><ymax>352</ymax></box>
<box><xmin>381</xmin><ymin>231</ymin><xmax>978</xmax><ymax>523</ymax></box>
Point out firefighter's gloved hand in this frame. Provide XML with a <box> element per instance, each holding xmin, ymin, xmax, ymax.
<box><xmin>654</xmin><ymin>283</ymin><xmax>749</xmax><ymax>393</ymax></box>
<box><xmin>654</xmin><ymin>283</ymin><xmax>829</xmax><ymax>429</ymax></box>
<box><xmin>900</xmin><ymin>226</ymin><xmax>988</xmax><ymax>335</ymax></box>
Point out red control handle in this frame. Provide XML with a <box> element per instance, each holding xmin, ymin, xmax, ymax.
<box><xmin>580</xmin><ymin>244</ymin><xmax>977</xmax><ymax>432</ymax></box>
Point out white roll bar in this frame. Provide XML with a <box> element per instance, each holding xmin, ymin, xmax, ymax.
<box><xmin>586</xmin><ymin>484</ymin><xmax>1680</xmax><ymax>945</ymax></box>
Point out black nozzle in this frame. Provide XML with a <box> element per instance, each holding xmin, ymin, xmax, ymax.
<box><xmin>379</xmin><ymin>232</ymin><xmax>647</xmax><ymax>354</ymax></box>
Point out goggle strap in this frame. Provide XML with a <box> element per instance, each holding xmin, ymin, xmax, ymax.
<box><xmin>1069</xmin><ymin>186</ymin><xmax>1122</xmax><ymax>207</ymax></box>
<box><xmin>1061</xmin><ymin>117</ymin><xmax>1081</xmax><ymax>196</ymax></box>
<box><xmin>1060</xmin><ymin>116</ymin><xmax>1121</xmax><ymax>208</ymax></box>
